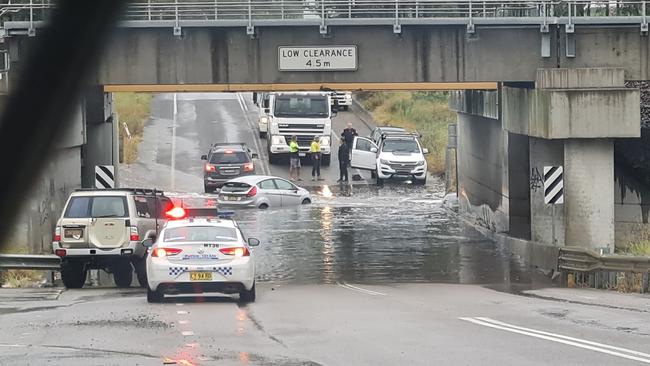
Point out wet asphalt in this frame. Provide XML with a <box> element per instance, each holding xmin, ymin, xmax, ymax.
<box><xmin>2</xmin><ymin>93</ymin><xmax>650</xmax><ymax>365</ymax></box>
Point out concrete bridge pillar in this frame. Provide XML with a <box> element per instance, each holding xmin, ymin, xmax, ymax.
<box><xmin>503</xmin><ymin>68</ymin><xmax>640</xmax><ymax>252</ymax></box>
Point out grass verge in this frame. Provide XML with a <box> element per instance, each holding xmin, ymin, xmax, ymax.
<box><xmin>114</xmin><ymin>92</ymin><xmax>153</xmax><ymax>164</ymax></box>
<box><xmin>357</xmin><ymin>91</ymin><xmax>455</xmax><ymax>175</ymax></box>
<box><xmin>620</xmin><ymin>240</ymin><xmax>650</xmax><ymax>256</ymax></box>
<box><xmin>0</xmin><ymin>245</ymin><xmax>45</xmax><ymax>288</ymax></box>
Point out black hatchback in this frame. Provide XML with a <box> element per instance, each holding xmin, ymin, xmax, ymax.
<box><xmin>201</xmin><ymin>143</ymin><xmax>258</xmax><ymax>193</ymax></box>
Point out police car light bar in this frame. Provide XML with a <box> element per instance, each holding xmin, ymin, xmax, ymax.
<box><xmin>185</xmin><ymin>207</ymin><xmax>235</xmax><ymax>219</ymax></box>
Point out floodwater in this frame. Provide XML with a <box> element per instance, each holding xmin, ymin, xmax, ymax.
<box><xmin>174</xmin><ymin>181</ymin><xmax>538</xmax><ymax>287</ymax></box>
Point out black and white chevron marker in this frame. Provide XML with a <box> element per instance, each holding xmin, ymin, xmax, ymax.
<box><xmin>95</xmin><ymin>165</ymin><xmax>115</xmax><ymax>189</ymax></box>
<box><xmin>543</xmin><ymin>165</ymin><xmax>564</xmax><ymax>205</ymax></box>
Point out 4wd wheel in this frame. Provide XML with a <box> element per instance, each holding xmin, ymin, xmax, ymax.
<box><xmin>239</xmin><ymin>283</ymin><xmax>256</xmax><ymax>303</ymax></box>
<box><xmin>301</xmin><ymin>198</ymin><xmax>311</xmax><ymax>205</ymax></box>
<box><xmin>134</xmin><ymin>259</ymin><xmax>148</xmax><ymax>288</ymax></box>
<box><xmin>147</xmin><ymin>287</ymin><xmax>163</xmax><ymax>303</ymax></box>
<box><xmin>204</xmin><ymin>184</ymin><xmax>213</xmax><ymax>193</ymax></box>
<box><xmin>113</xmin><ymin>262</ymin><xmax>133</xmax><ymax>288</ymax></box>
<box><xmin>322</xmin><ymin>155</ymin><xmax>331</xmax><ymax>166</ymax></box>
<box><xmin>61</xmin><ymin>261</ymin><xmax>87</xmax><ymax>289</ymax></box>
<box><xmin>258</xmin><ymin>203</ymin><xmax>269</xmax><ymax>210</ymax></box>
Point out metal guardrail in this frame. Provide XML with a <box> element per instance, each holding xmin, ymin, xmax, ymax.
<box><xmin>559</xmin><ymin>246</ymin><xmax>650</xmax><ymax>273</ymax></box>
<box><xmin>0</xmin><ymin>254</ymin><xmax>61</xmax><ymax>270</ymax></box>
<box><xmin>2</xmin><ymin>1</ymin><xmax>650</xmax><ymax>35</ymax></box>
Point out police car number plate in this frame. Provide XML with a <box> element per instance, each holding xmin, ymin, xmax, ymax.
<box><xmin>190</xmin><ymin>272</ymin><xmax>212</xmax><ymax>281</ymax></box>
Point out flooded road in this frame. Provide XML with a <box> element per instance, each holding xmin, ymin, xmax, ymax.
<box><xmin>214</xmin><ymin>183</ymin><xmax>530</xmax><ymax>287</ymax></box>
<box><xmin>124</xmin><ymin>93</ymin><xmax>537</xmax><ymax>289</ymax></box>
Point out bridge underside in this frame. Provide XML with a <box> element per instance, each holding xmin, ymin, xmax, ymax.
<box><xmin>8</xmin><ymin>24</ymin><xmax>650</xmax><ymax>86</ymax></box>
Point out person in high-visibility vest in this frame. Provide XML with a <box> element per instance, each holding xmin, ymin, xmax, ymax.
<box><xmin>289</xmin><ymin>135</ymin><xmax>302</xmax><ymax>181</ymax></box>
<box><xmin>310</xmin><ymin>136</ymin><xmax>323</xmax><ymax>181</ymax></box>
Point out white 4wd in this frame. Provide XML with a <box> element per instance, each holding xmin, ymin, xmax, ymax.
<box><xmin>52</xmin><ymin>189</ymin><xmax>172</xmax><ymax>289</ymax></box>
<box><xmin>350</xmin><ymin>134</ymin><xmax>428</xmax><ymax>185</ymax></box>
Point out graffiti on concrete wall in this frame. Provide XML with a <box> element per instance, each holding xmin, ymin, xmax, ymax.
<box><xmin>530</xmin><ymin>167</ymin><xmax>543</xmax><ymax>192</ymax></box>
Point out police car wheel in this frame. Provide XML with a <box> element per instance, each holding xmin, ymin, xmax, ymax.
<box><xmin>113</xmin><ymin>262</ymin><xmax>133</xmax><ymax>288</ymax></box>
<box><xmin>239</xmin><ymin>283</ymin><xmax>256</xmax><ymax>303</ymax></box>
<box><xmin>147</xmin><ymin>287</ymin><xmax>163</xmax><ymax>303</ymax></box>
<box><xmin>135</xmin><ymin>264</ymin><xmax>147</xmax><ymax>288</ymax></box>
<box><xmin>61</xmin><ymin>261</ymin><xmax>87</xmax><ymax>289</ymax></box>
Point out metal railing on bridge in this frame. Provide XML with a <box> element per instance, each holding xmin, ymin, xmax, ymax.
<box><xmin>2</xmin><ymin>1</ymin><xmax>650</xmax><ymax>35</ymax></box>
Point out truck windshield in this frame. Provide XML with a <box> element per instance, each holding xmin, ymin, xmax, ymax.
<box><xmin>274</xmin><ymin>96</ymin><xmax>329</xmax><ymax>118</ymax></box>
<box><xmin>382</xmin><ymin>139</ymin><xmax>421</xmax><ymax>153</ymax></box>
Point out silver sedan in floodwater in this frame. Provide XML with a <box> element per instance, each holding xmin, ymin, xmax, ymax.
<box><xmin>217</xmin><ymin>175</ymin><xmax>312</xmax><ymax>209</ymax></box>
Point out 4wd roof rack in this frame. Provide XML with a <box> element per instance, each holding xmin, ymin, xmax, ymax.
<box><xmin>210</xmin><ymin>143</ymin><xmax>249</xmax><ymax>151</ymax></box>
<box><xmin>74</xmin><ymin>188</ymin><xmax>166</xmax><ymax>196</ymax></box>
<box><xmin>380</xmin><ymin>132</ymin><xmax>422</xmax><ymax>139</ymax></box>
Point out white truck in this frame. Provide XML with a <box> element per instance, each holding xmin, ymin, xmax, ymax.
<box><xmin>253</xmin><ymin>92</ymin><xmax>270</xmax><ymax>138</ymax></box>
<box><xmin>330</xmin><ymin>91</ymin><xmax>352</xmax><ymax>111</ymax></box>
<box><xmin>263</xmin><ymin>92</ymin><xmax>335</xmax><ymax>166</ymax></box>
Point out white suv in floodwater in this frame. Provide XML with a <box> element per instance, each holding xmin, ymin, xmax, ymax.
<box><xmin>350</xmin><ymin>133</ymin><xmax>428</xmax><ymax>185</ymax></box>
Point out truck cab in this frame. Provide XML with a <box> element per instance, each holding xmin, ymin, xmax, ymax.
<box><xmin>265</xmin><ymin>92</ymin><xmax>335</xmax><ymax>166</ymax></box>
<box><xmin>350</xmin><ymin>133</ymin><xmax>429</xmax><ymax>186</ymax></box>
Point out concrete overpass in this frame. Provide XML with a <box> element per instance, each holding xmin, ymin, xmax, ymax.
<box><xmin>1</xmin><ymin>1</ymin><xmax>647</xmax><ymax>258</ymax></box>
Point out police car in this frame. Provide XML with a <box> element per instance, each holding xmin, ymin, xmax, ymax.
<box><xmin>143</xmin><ymin>207</ymin><xmax>260</xmax><ymax>303</ymax></box>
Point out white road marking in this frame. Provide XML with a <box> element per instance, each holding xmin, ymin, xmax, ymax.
<box><xmin>181</xmin><ymin>331</ymin><xmax>195</xmax><ymax>336</ymax></box>
<box><xmin>337</xmin><ymin>282</ymin><xmax>386</xmax><ymax>296</ymax></box>
<box><xmin>170</xmin><ymin>92</ymin><xmax>178</xmax><ymax>190</ymax></box>
<box><xmin>177</xmin><ymin>310</ymin><xmax>189</xmax><ymax>315</ymax></box>
<box><xmin>0</xmin><ymin>344</ymin><xmax>27</xmax><ymax>348</ymax></box>
<box><xmin>176</xmin><ymin>303</ymin><xmax>184</xmax><ymax>306</ymax></box>
<box><xmin>178</xmin><ymin>320</ymin><xmax>189</xmax><ymax>325</ymax></box>
<box><xmin>460</xmin><ymin>317</ymin><xmax>650</xmax><ymax>364</ymax></box>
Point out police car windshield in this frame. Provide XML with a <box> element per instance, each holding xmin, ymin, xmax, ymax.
<box><xmin>382</xmin><ymin>139</ymin><xmax>420</xmax><ymax>153</ymax></box>
<box><xmin>210</xmin><ymin>152</ymin><xmax>248</xmax><ymax>164</ymax></box>
<box><xmin>164</xmin><ymin>226</ymin><xmax>238</xmax><ymax>242</ymax></box>
<box><xmin>274</xmin><ymin>97</ymin><xmax>329</xmax><ymax>118</ymax></box>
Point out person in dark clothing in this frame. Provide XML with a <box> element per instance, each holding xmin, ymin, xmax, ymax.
<box><xmin>337</xmin><ymin>138</ymin><xmax>350</xmax><ymax>182</ymax></box>
<box><xmin>341</xmin><ymin>122</ymin><xmax>358</xmax><ymax>159</ymax></box>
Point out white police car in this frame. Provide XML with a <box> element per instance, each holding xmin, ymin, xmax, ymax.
<box><xmin>143</xmin><ymin>207</ymin><xmax>260</xmax><ymax>303</ymax></box>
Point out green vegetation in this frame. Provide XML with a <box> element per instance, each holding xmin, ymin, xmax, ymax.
<box><xmin>357</xmin><ymin>91</ymin><xmax>455</xmax><ymax>175</ymax></box>
<box><xmin>114</xmin><ymin>92</ymin><xmax>154</xmax><ymax>164</ymax></box>
<box><xmin>624</xmin><ymin>241</ymin><xmax>650</xmax><ymax>256</ymax></box>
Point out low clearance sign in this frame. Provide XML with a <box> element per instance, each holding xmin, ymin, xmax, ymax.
<box><xmin>278</xmin><ymin>46</ymin><xmax>357</xmax><ymax>71</ymax></box>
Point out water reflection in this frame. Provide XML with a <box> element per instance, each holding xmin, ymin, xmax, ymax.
<box><xmin>235</xmin><ymin>185</ymin><xmax>532</xmax><ymax>287</ymax></box>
